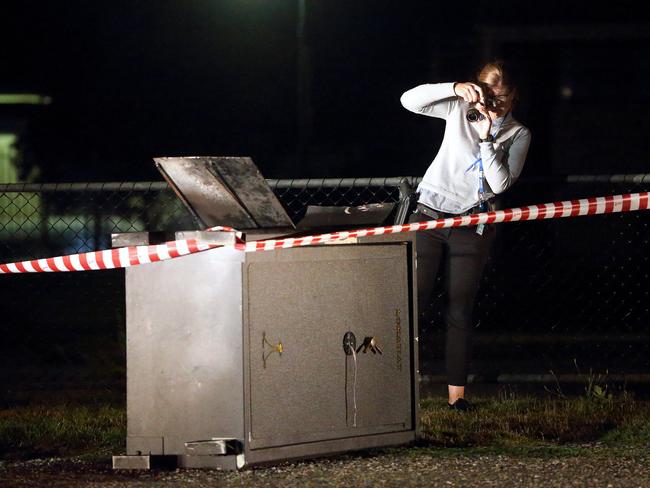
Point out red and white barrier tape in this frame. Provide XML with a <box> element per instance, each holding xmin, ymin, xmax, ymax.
<box><xmin>0</xmin><ymin>225</ymin><xmax>243</xmax><ymax>275</ymax></box>
<box><xmin>1</xmin><ymin>192</ymin><xmax>648</xmax><ymax>274</ymax></box>
<box><xmin>0</xmin><ymin>238</ymin><xmax>226</xmax><ymax>274</ymax></box>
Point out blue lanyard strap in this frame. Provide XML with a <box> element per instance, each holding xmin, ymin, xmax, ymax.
<box><xmin>465</xmin><ymin>113</ymin><xmax>508</xmax><ymax>210</ymax></box>
<box><xmin>465</xmin><ymin>157</ymin><xmax>488</xmax><ymax>210</ymax></box>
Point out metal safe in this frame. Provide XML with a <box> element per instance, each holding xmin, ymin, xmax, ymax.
<box><xmin>113</xmin><ymin>157</ymin><xmax>419</xmax><ymax>470</ymax></box>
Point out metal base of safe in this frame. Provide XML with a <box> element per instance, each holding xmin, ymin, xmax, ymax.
<box><xmin>114</xmin><ymin>430</ymin><xmax>415</xmax><ymax>470</ymax></box>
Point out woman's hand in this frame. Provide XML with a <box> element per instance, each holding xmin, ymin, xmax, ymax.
<box><xmin>453</xmin><ymin>82</ymin><xmax>485</xmax><ymax>104</ymax></box>
<box><xmin>474</xmin><ymin>103</ymin><xmax>493</xmax><ymax>140</ymax></box>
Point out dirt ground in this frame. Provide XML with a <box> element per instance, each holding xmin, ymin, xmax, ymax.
<box><xmin>2</xmin><ymin>445</ymin><xmax>649</xmax><ymax>488</ymax></box>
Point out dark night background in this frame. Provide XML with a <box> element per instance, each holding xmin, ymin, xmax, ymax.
<box><xmin>1</xmin><ymin>0</ymin><xmax>649</xmax><ymax>182</ymax></box>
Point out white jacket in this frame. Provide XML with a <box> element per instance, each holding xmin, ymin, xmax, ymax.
<box><xmin>400</xmin><ymin>82</ymin><xmax>531</xmax><ymax>213</ymax></box>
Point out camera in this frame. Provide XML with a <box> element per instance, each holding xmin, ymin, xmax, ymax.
<box><xmin>466</xmin><ymin>97</ymin><xmax>498</xmax><ymax>122</ymax></box>
<box><xmin>466</xmin><ymin>108</ymin><xmax>484</xmax><ymax>122</ymax></box>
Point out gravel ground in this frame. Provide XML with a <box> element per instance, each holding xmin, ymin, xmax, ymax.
<box><xmin>1</xmin><ymin>446</ymin><xmax>649</xmax><ymax>488</ymax></box>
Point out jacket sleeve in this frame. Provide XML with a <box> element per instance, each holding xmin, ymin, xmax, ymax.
<box><xmin>400</xmin><ymin>82</ymin><xmax>458</xmax><ymax>119</ymax></box>
<box><xmin>479</xmin><ymin>127</ymin><xmax>532</xmax><ymax>194</ymax></box>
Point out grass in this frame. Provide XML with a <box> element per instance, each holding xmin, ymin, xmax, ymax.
<box><xmin>0</xmin><ymin>404</ymin><xmax>125</xmax><ymax>460</ymax></box>
<box><xmin>419</xmin><ymin>392</ymin><xmax>650</xmax><ymax>450</ymax></box>
<box><xmin>1</xmin><ymin>392</ymin><xmax>649</xmax><ymax>461</ymax></box>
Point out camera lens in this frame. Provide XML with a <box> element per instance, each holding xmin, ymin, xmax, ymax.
<box><xmin>466</xmin><ymin>108</ymin><xmax>483</xmax><ymax>122</ymax></box>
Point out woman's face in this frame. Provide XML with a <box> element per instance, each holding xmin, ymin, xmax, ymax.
<box><xmin>485</xmin><ymin>82</ymin><xmax>513</xmax><ymax>118</ymax></box>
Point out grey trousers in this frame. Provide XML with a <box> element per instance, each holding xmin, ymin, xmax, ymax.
<box><xmin>409</xmin><ymin>211</ymin><xmax>496</xmax><ymax>386</ymax></box>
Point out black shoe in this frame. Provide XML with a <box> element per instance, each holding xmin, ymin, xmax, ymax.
<box><xmin>448</xmin><ymin>398</ymin><xmax>473</xmax><ymax>411</ymax></box>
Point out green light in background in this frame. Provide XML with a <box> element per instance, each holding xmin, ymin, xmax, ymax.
<box><xmin>0</xmin><ymin>94</ymin><xmax>52</xmax><ymax>105</ymax></box>
<box><xmin>0</xmin><ymin>133</ymin><xmax>19</xmax><ymax>183</ymax></box>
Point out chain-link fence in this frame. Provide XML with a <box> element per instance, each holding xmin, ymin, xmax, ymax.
<box><xmin>1</xmin><ymin>176</ymin><xmax>648</xmax><ymax>398</ymax></box>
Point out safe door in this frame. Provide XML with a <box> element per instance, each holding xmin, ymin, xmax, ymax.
<box><xmin>244</xmin><ymin>243</ymin><xmax>413</xmax><ymax>450</ymax></box>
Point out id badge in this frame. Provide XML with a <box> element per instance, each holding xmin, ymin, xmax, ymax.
<box><xmin>476</xmin><ymin>223</ymin><xmax>485</xmax><ymax>236</ymax></box>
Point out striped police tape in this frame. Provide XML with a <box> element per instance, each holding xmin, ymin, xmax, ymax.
<box><xmin>1</xmin><ymin>192</ymin><xmax>648</xmax><ymax>274</ymax></box>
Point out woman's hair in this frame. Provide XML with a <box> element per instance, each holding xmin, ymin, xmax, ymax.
<box><xmin>477</xmin><ymin>60</ymin><xmax>518</xmax><ymax>105</ymax></box>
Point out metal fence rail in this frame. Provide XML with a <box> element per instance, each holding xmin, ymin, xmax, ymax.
<box><xmin>0</xmin><ymin>176</ymin><xmax>648</xmax><ymax>394</ymax></box>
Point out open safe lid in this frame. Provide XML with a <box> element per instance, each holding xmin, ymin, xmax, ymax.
<box><xmin>154</xmin><ymin>156</ymin><xmax>295</xmax><ymax>230</ymax></box>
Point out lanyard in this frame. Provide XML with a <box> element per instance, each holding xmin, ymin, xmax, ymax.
<box><xmin>465</xmin><ymin>157</ymin><xmax>490</xmax><ymax>211</ymax></box>
<box><xmin>465</xmin><ymin>113</ymin><xmax>508</xmax><ymax>211</ymax></box>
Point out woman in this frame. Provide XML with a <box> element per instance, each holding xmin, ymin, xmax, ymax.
<box><xmin>400</xmin><ymin>60</ymin><xmax>531</xmax><ymax>410</ymax></box>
